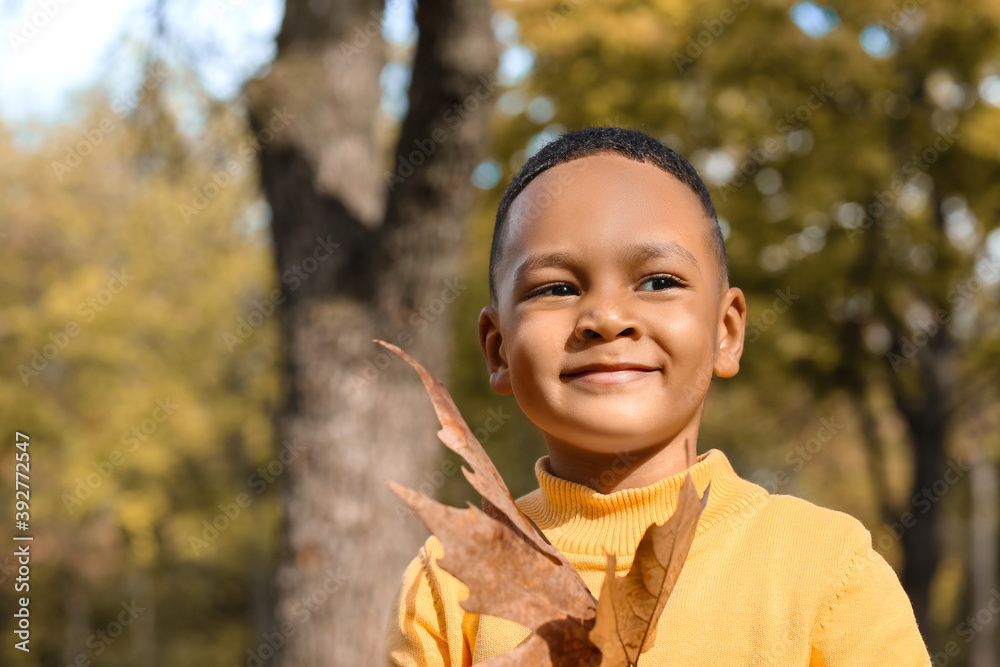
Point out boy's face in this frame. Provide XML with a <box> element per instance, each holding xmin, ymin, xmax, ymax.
<box><xmin>478</xmin><ymin>153</ymin><xmax>746</xmax><ymax>459</ymax></box>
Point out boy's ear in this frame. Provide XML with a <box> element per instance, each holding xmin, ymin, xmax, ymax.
<box><xmin>714</xmin><ymin>287</ymin><xmax>747</xmax><ymax>378</ymax></box>
<box><xmin>477</xmin><ymin>305</ymin><xmax>513</xmax><ymax>395</ymax></box>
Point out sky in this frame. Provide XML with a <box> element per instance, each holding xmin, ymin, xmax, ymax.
<box><xmin>0</xmin><ymin>0</ymin><xmax>418</xmax><ymax>124</ymax></box>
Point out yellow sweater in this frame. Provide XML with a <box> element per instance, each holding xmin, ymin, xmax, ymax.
<box><xmin>385</xmin><ymin>448</ymin><xmax>932</xmax><ymax>666</ymax></box>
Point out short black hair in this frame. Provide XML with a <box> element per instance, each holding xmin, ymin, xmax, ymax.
<box><xmin>488</xmin><ymin>126</ymin><xmax>728</xmax><ymax>304</ymax></box>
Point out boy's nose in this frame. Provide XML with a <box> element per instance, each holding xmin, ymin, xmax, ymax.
<box><xmin>573</xmin><ymin>299</ymin><xmax>638</xmax><ymax>341</ymax></box>
<box><xmin>580</xmin><ymin>325</ymin><xmax>635</xmax><ymax>340</ymax></box>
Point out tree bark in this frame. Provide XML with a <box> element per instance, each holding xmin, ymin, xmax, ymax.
<box><xmin>889</xmin><ymin>331</ymin><xmax>955</xmax><ymax>645</ymax></box>
<box><xmin>244</xmin><ymin>0</ymin><xmax>498</xmax><ymax>663</ymax></box>
<box><xmin>970</xmin><ymin>452</ymin><xmax>998</xmax><ymax>667</ymax></box>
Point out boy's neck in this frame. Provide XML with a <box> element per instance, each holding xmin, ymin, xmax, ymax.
<box><xmin>544</xmin><ymin>433</ymin><xmax>700</xmax><ymax>494</ymax></box>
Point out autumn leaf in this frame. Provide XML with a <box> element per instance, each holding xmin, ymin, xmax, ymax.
<box><xmin>377</xmin><ymin>339</ymin><xmax>710</xmax><ymax>666</ymax></box>
<box><xmin>386</xmin><ymin>481</ymin><xmax>601</xmax><ymax>666</ymax></box>
<box><xmin>374</xmin><ymin>339</ymin><xmax>566</xmax><ymax>565</ymax></box>
<box><xmin>589</xmin><ymin>474</ymin><xmax>711</xmax><ymax>666</ymax></box>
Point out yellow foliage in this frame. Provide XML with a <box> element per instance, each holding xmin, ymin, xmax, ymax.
<box><xmin>0</xmin><ymin>78</ymin><xmax>282</xmax><ymax>664</ymax></box>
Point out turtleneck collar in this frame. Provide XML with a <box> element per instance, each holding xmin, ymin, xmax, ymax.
<box><xmin>516</xmin><ymin>448</ymin><xmax>768</xmax><ymax>558</ymax></box>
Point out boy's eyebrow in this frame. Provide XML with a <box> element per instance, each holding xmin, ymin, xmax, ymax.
<box><xmin>512</xmin><ymin>241</ymin><xmax>700</xmax><ymax>288</ymax></box>
<box><xmin>623</xmin><ymin>241</ymin><xmax>700</xmax><ymax>272</ymax></box>
<box><xmin>512</xmin><ymin>250</ymin><xmax>577</xmax><ymax>288</ymax></box>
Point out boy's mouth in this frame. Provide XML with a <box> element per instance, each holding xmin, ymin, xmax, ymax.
<box><xmin>561</xmin><ymin>362</ymin><xmax>660</xmax><ymax>385</ymax></box>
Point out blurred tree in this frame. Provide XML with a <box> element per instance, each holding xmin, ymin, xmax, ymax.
<box><xmin>0</xmin><ymin>67</ymin><xmax>284</xmax><ymax>665</ymax></box>
<box><xmin>243</xmin><ymin>0</ymin><xmax>499</xmax><ymax>663</ymax></box>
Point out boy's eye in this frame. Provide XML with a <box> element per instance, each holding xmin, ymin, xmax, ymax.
<box><xmin>527</xmin><ymin>275</ymin><xmax>684</xmax><ymax>298</ymax></box>
<box><xmin>529</xmin><ymin>283</ymin><xmax>578</xmax><ymax>298</ymax></box>
<box><xmin>638</xmin><ymin>274</ymin><xmax>683</xmax><ymax>291</ymax></box>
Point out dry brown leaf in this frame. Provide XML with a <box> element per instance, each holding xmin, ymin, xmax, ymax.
<box><xmin>375</xmin><ymin>339</ymin><xmax>566</xmax><ymax>565</ymax></box>
<box><xmin>377</xmin><ymin>339</ymin><xmax>710</xmax><ymax>666</ymax></box>
<box><xmin>387</xmin><ymin>481</ymin><xmax>599</xmax><ymax>666</ymax></box>
<box><xmin>589</xmin><ymin>474</ymin><xmax>711</xmax><ymax>667</ymax></box>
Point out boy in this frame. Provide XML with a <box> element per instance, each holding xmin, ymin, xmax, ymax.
<box><xmin>385</xmin><ymin>127</ymin><xmax>932</xmax><ymax>665</ymax></box>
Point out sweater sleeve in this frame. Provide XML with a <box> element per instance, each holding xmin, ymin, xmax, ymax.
<box><xmin>810</xmin><ymin>523</ymin><xmax>932</xmax><ymax>666</ymax></box>
<box><xmin>385</xmin><ymin>536</ymin><xmax>473</xmax><ymax>667</ymax></box>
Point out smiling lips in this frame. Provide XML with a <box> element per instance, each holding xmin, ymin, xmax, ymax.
<box><xmin>561</xmin><ymin>363</ymin><xmax>660</xmax><ymax>385</ymax></box>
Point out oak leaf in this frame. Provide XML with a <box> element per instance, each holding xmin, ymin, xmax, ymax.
<box><xmin>385</xmin><ymin>481</ymin><xmax>601</xmax><ymax>666</ymax></box>
<box><xmin>375</xmin><ymin>339</ymin><xmax>565</xmax><ymax>565</ymax></box>
<box><xmin>377</xmin><ymin>339</ymin><xmax>709</xmax><ymax>666</ymax></box>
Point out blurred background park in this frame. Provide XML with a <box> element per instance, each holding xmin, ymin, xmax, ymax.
<box><xmin>1</xmin><ymin>0</ymin><xmax>999</xmax><ymax>664</ymax></box>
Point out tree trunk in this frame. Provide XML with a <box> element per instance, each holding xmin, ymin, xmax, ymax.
<box><xmin>970</xmin><ymin>451</ymin><xmax>998</xmax><ymax>666</ymax></box>
<box><xmin>890</xmin><ymin>332</ymin><xmax>955</xmax><ymax>646</ymax></box>
<box><xmin>244</xmin><ymin>0</ymin><xmax>498</xmax><ymax>663</ymax></box>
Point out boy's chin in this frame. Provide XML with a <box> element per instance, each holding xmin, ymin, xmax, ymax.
<box><xmin>541</xmin><ymin>425</ymin><xmax>680</xmax><ymax>457</ymax></box>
